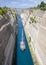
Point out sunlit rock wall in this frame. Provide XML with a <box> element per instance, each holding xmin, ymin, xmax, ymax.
<box><xmin>0</xmin><ymin>12</ymin><xmax>17</xmax><ymax>65</ymax></box>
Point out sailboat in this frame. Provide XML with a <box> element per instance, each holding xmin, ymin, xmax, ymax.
<box><xmin>20</xmin><ymin>30</ymin><xmax>26</xmax><ymax>51</ymax></box>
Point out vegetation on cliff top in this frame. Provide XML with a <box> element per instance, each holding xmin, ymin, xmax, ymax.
<box><xmin>0</xmin><ymin>7</ymin><xmax>7</xmax><ymax>15</ymax></box>
<box><xmin>34</xmin><ymin>1</ymin><xmax>46</xmax><ymax>10</ymax></box>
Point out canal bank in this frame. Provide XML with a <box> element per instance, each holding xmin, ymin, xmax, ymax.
<box><xmin>13</xmin><ymin>14</ymin><xmax>34</xmax><ymax>65</ymax></box>
<box><xmin>21</xmin><ymin>15</ymin><xmax>39</xmax><ymax>65</ymax></box>
<box><xmin>23</xmin><ymin>28</ymin><xmax>39</xmax><ymax>65</ymax></box>
<box><xmin>0</xmin><ymin>8</ymin><xmax>17</xmax><ymax>65</ymax></box>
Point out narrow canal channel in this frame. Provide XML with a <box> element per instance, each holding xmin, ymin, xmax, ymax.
<box><xmin>14</xmin><ymin>14</ymin><xmax>34</xmax><ymax>65</ymax></box>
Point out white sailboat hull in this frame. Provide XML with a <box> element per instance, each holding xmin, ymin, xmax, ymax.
<box><xmin>20</xmin><ymin>41</ymin><xmax>26</xmax><ymax>51</ymax></box>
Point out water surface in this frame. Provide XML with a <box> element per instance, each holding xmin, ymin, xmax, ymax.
<box><xmin>15</xmin><ymin>14</ymin><xmax>34</xmax><ymax>65</ymax></box>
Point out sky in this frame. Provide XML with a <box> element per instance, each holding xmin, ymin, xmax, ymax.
<box><xmin>0</xmin><ymin>0</ymin><xmax>46</xmax><ymax>8</ymax></box>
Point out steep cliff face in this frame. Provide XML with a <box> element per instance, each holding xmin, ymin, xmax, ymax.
<box><xmin>21</xmin><ymin>9</ymin><xmax>46</xmax><ymax>65</ymax></box>
<box><xmin>0</xmin><ymin>9</ymin><xmax>17</xmax><ymax>65</ymax></box>
<box><xmin>38</xmin><ymin>15</ymin><xmax>46</xmax><ymax>65</ymax></box>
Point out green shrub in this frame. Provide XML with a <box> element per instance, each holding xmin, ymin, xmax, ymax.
<box><xmin>30</xmin><ymin>16</ymin><xmax>37</xmax><ymax>23</ymax></box>
<box><xmin>0</xmin><ymin>9</ymin><xmax>3</xmax><ymax>15</ymax></box>
<box><xmin>38</xmin><ymin>1</ymin><xmax>46</xmax><ymax>10</ymax></box>
<box><xmin>33</xmin><ymin>1</ymin><xmax>46</xmax><ymax>10</ymax></box>
<box><xmin>0</xmin><ymin>7</ymin><xmax>7</xmax><ymax>15</ymax></box>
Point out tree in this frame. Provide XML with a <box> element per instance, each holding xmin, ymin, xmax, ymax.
<box><xmin>0</xmin><ymin>7</ymin><xmax>7</xmax><ymax>15</ymax></box>
<box><xmin>40</xmin><ymin>1</ymin><xmax>45</xmax><ymax>8</ymax></box>
<box><xmin>37</xmin><ymin>1</ymin><xmax>46</xmax><ymax>10</ymax></box>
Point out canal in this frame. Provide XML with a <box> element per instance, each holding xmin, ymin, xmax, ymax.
<box><xmin>14</xmin><ymin>14</ymin><xmax>34</xmax><ymax>65</ymax></box>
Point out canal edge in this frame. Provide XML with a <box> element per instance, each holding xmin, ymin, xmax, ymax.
<box><xmin>23</xmin><ymin>26</ymin><xmax>39</xmax><ymax>65</ymax></box>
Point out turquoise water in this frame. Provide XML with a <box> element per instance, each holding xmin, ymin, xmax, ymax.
<box><xmin>14</xmin><ymin>14</ymin><xmax>34</xmax><ymax>65</ymax></box>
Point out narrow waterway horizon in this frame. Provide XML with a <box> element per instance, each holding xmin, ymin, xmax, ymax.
<box><xmin>14</xmin><ymin>14</ymin><xmax>34</xmax><ymax>65</ymax></box>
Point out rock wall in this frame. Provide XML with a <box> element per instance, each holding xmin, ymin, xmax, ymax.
<box><xmin>0</xmin><ymin>13</ymin><xmax>17</xmax><ymax>65</ymax></box>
